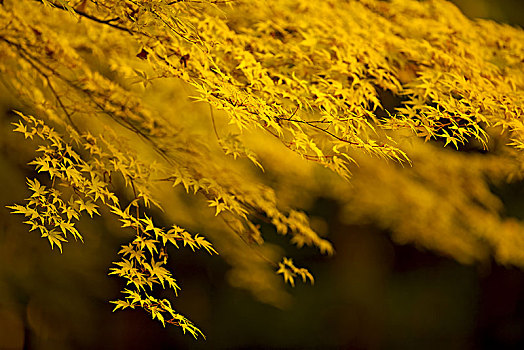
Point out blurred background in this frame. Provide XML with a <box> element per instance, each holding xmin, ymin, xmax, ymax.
<box><xmin>1</xmin><ymin>1</ymin><xmax>524</xmax><ymax>349</ymax></box>
<box><xmin>452</xmin><ymin>0</ymin><xmax>524</xmax><ymax>27</ymax></box>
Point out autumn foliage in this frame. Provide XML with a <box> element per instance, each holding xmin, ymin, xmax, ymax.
<box><xmin>1</xmin><ymin>0</ymin><xmax>524</xmax><ymax>338</ymax></box>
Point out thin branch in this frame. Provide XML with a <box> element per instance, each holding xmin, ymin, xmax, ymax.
<box><xmin>261</xmin><ymin>123</ymin><xmax>334</xmax><ymax>161</ymax></box>
<box><xmin>0</xmin><ymin>37</ymin><xmax>81</xmax><ymax>133</ymax></box>
<box><xmin>278</xmin><ymin>116</ymin><xmax>360</xmax><ymax>146</ymax></box>
<box><xmin>209</xmin><ymin>105</ymin><xmax>220</xmax><ymax>141</ymax></box>
<box><xmin>221</xmin><ymin>217</ymin><xmax>277</xmax><ymax>268</ymax></box>
<box><xmin>0</xmin><ymin>34</ymin><xmax>173</xmax><ymax>165</ymax></box>
<box><xmin>32</xmin><ymin>0</ymin><xmax>135</xmax><ymax>34</ymax></box>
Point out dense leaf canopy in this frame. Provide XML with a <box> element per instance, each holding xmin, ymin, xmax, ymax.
<box><xmin>1</xmin><ymin>0</ymin><xmax>523</xmax><ymax>336</ymax></box>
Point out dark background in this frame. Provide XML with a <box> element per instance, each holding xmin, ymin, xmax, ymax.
<box><xmin>1</xmin><ymin>1</ymin><xmax>524</xmax><ymax>349</ymax></box>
